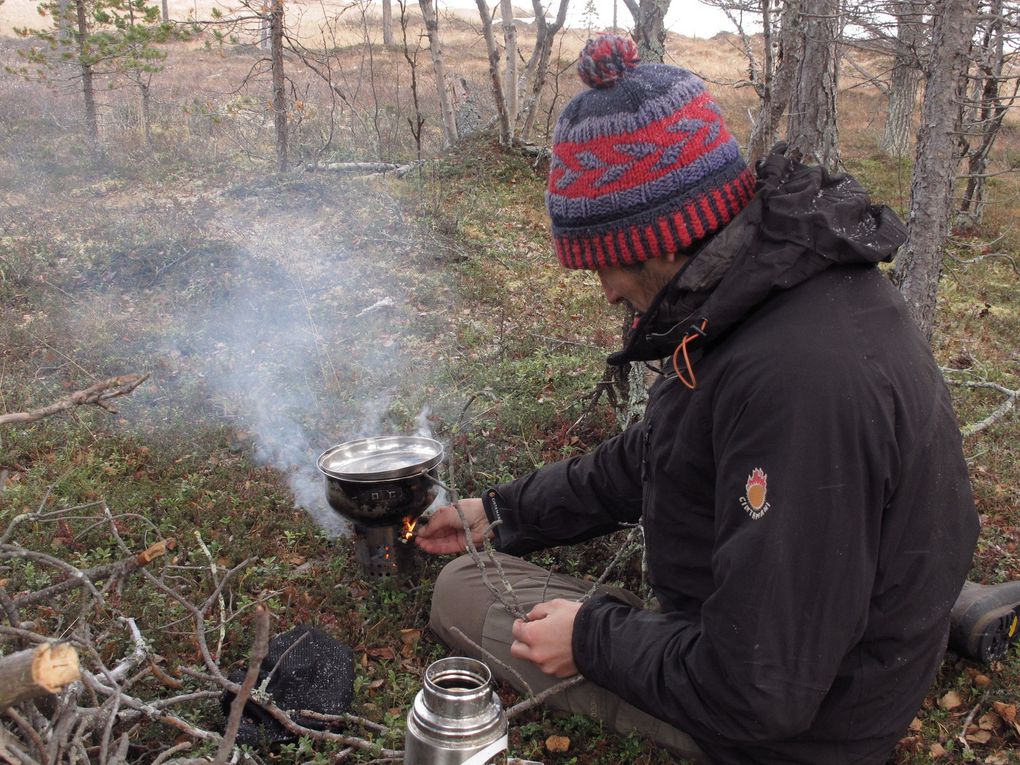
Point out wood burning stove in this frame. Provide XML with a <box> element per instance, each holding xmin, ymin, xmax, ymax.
<box><xmin>317</xmin><ymin>436</ymin><xmax>444</xmax><ymax>579</ymax></box>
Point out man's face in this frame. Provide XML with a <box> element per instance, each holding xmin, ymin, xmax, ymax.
<box><xmin>596</xmin><ymin>255</ymin><xmax>687</xmax><ymax>314</ymax></box>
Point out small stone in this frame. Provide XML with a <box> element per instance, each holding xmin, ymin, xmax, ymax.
<box><xmin>545</xmin><ymin>735</ymin><xmax>571</xmax><ymax>753</ymax></box>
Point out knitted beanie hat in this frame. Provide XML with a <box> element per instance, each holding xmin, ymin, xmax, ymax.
<box><xmin>547</xmin><ymin>35</ymin><xmax>755</xmax><ymax>269</ymax></box>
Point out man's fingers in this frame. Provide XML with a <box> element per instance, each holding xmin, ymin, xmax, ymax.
<box><xmin>527</xmin><ymin>603</ymin><xmax>550</xmax><ymax>621</ymax></box>
<box><xmin>509</xmin><ymin>639</ymin><xmax>531</xmax><ymax>661</ymax></box>
<box><xmin>511</xmin><ymin>618</ymin><xmax>528</xmax><ymax>641</ymax></box>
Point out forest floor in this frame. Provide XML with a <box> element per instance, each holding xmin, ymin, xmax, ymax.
<box><xmin>1</xmin><ymin>27</ymin><xmax>1020</xmax><ymax>765</ymax></box>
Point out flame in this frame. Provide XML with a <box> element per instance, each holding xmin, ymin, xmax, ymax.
<box><xmin>401</xmin><ymin>517</ymin><xmax>418</xmax><ymax>543</ymax></box>
<box><xmin>746</xmin><ymin>467</ymin><xmax>767</xmax><ymax>490</ymax></box>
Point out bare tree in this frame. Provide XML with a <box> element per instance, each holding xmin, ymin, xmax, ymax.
<box><xmin>892</xmin><ymin>0</ymin><xmax>979</xmax><ymax>339</ymax></box>
<box><xmin>74</xmin><ymin>0</ymin><xmax>100</xmax><ymax>159</ymax></box>
<box><xmin>786</xmin><ymin>0</ymin><xmax>840</xmax><ymax>169</ymax></box>
<box><xmin>270</xmin><ymin>0</ymin><xmax>288</xmax><ymax>171</ymax></box>
<box><xmin>748</xmin><ymin>0</ymin><xmax>803</xmax><ymax>161</ymax></box>
<box><xmin>518</xmin><ymin>0</ymin><xmax>570</xmax><ymax>142</ymax></box>
<box><xmin>881</xmin><ymin>0</ymin><xmax>926</xmax><ymax>155</ymax></box>
<box><xmin>622</xmin><ymin>0</ymin><xmax>669</xmax><ymax>62</ymax></box>
<box><xmin>704</xmin><ymin>0</ymin><xmax>803</xmax><ymax>161</ymax></box>
<box><xmin>398</xmin><ymin>0</ymin><xmax>427</xmax><ymax>160</ymax></box>
<box><xmin>419</xmin><ymin>0</ymin><xmax>459</xmax><ymax>146</ymax></box>
<box><xmin>500</xmin><ymin>0</ymin><xmax>519</xmax><ymax>130</ymax></box>
<box><xmin>475</xmin><ymin>0</ymin><xmax>512</xmax><ymax>143</ymax></box>
<box><xmin>383</xmin><ymin>0</ymin><xmax>394</xmax><ymax>45</ymax></box>
<box><xmin>958</xmin><ymin>0</ymin><xmax>1020</xmax><ymax>227</ymax></box>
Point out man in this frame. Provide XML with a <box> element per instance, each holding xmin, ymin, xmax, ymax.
<box><xmin>417</xmin><ymin>34</ymin><xmax>980</xmax><ymax>764</ymax></box>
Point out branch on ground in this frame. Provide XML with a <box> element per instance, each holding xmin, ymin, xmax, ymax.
<box><xmin>0</xmin><ymin>374</ymin><xmax>149</xmax><ymax>427</ymax></box>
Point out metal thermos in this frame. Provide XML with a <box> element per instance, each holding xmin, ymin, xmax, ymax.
<box><xmin>404</xmin><ymin>657</ymin><xmax>508</xmax><ymax>765</ymax></box>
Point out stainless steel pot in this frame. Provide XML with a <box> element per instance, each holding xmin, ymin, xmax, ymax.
<box><xmin>316</xmin><ymin>436</ymin><xmax>444</xmax><ymax>527</ymax></box>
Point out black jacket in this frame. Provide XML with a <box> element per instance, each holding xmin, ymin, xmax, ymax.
<box><xmin>483</xmin><ymin>148</ymin><xmax>980</xmax><ymax>764</ymax></box>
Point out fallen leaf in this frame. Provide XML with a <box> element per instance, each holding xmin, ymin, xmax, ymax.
<box><xmin>979</xmin><ymin>712</ymin><xmax>1001</xmax><ymax>731</ymax></box>
<box><xmin>897</xmin><ymin>735</ymin><xmax>922</xmax><ymax>753</ymax></box>
<box><xmin>985</xmin><ymin>752</ymin><xmax>1010</xmax><ymax>764</ymax></box>
<box><xmin>366</xmin><ymin>646</ymin><xmax>397</xmax><ymax>661</ymax></box>
<box><xmin>975</xmin><ymin>674</ymin><xmax>993</xmax><ymax>688</ymax></box>
<box><xmin>965</xmin><ymin>729</ymin><xmax>992</xmax><ymax>744</ymax></box>
<box><xmin>400</xmin><ymin>628</ymin><xmax>422</xmax><ymax>658</ymax></box>
<box><xmin>367</xmin><ymin>678</ymin><xmax>384</xmax><ymax>689</ymax></box>
<box><xmin>939</xmin><ymin>691</ymin><xmax>963</xmax><ymax>711</ymax></box>
<box><xmin>929</xmin><ymin>742</ymin><xmax>946</xmax><ymax>758</ymax></box>
<box><xmin>992</xmin><ymin>702</ymin><xmax>1016</xmax><ymax>724</ymax></box>
<box><xmin>545</xmin><ymin>735</ymin><xmax>570</xmax><ymax>753</ymax></box>
<box><xmin>400</xmin><ymin>628</ymin><xmax>421</xmax><ymax>645</ymax></box>
<box><xmin>909</xmin><ymin>717</ymin><xmax>923</xmax><ymax>733</ymax></box>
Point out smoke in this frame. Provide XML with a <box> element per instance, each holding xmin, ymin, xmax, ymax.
<box><xmin>149</xmin><ymin>208</ymin><xmax>432</xmax><ymax>537</ymax></box>
<box><xmin>414</xmin><ymin>404</ymin><xmax>449</xmax><ymax>513</ymax></box>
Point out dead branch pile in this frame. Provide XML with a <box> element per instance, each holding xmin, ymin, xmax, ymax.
<box><xmin>0</xmin><ymin>498</ymin><xmax>399</xmax><ymax>765</ymax></box>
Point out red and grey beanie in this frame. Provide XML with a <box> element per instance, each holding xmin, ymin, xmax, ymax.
<box><xmin>548</xmin><ymin>35</ymin><xmax>755</xmax><ymax>269</ymax></box>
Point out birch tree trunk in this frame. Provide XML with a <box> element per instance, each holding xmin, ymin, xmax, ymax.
<box><xmin>881</xmin><ymin>0</ymin><xmax>924</xmax><ymax>156</ymax></box>
<box><xmin>892</xmin><ymin>0</ymin><xmax>978</xmax><ymax>340</ymax></box>
<box><xmin>786</xmin><ymin>0</ymin><xmax>840</xmax><ymax>170</ymax></box>
<box><xmin>519</xmin><ymin>0</ymin><xmax>569</xmax><ymax>141</ymax></box>
<box><xmin>382</xmin><ymin>0</ymin><xmax>394</xmax><ymax>46</ymax></box>
<box><xmin>474</xmin><ymin>0</ymin><xmax>511</xmax><ymax>144</ymax></box>
<box><xmin>500</xmin><ymin>0</ymin><xmax>519</xmax><ymax>133</ymax></box>
<box><xmin>419</xmin><ymin>0</ymin><xmax>459</xmax><ymax>146</ymax></box>
<box><xmin>161</xmin><ymin>0</ymin><xmax>169</xmax><ymax>21</ymax></box>
<box><xmin>74</xmin><ymin>0</ymin><xmax>100</xmax><ymax>159</ymax></box>
<box><xmin>270</xmin><ymin>0</ymin><xmax>288</xmax><ymax>172</ymax></box>
<box><xmin>622</xmin><ymin>0</ymin><xmax>669</xmax><ymax>63</ymax></box>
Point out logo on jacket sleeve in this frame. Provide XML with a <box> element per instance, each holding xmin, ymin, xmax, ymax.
<box><xmin>739</xmin><ymin>467</ymin><xmax>770</xmax><ymax>519</ymax></box>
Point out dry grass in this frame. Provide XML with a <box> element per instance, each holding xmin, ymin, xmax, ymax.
<box><xmin>1</xmin><ymin>16</ymin><xmax>1019</xmax><ymax>765</ymax></box>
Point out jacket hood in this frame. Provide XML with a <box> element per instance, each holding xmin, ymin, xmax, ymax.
<box><xmin>609</xmin><ymin>144</ymin><xmax>908</xmax><ymax>365</ymax></box>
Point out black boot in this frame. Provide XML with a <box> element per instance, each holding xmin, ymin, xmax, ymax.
<box><xmin>948</xmin><ymin>580</ymin><xmax>1020</xmax><ymax>663</ymax></box>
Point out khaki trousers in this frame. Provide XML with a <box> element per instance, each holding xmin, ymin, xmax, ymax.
<box><xmin>429</xmin><ymin>553</ymin><xmax>705</xmax><ymax>763</ymax></box>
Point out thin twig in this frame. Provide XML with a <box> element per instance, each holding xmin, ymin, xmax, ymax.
<box><xmin>194</xmin><ymin>531</ymin><xmax>227</xmax><ymax>662</ymax></box>
<box><xmin>448</xmin><ymin>625</ymin><xmax>534</xmax><ymax>697</ymax></box>
<box><xmin>957</xmin><ymin>700</ymin><xmax>983</xmax><ymax>754</ymax></box>
<box><xmin>257</xmin><ymin>630</ymin><xmax>309</xmax><ymax>696</ymax></box>
<box><xmin>945</xmin><ymin>378</ymin><xmax>1019</xmax><ymax>436</ymax></box>
<box><xmin>150</xmin><ymin>740</ymin><xmax>193</xmax><ymax>765</ymax></box>
<box><xmin>216</xmin><ymin>603</ymin><xmax>270</xmax><ymax>764</ymax></box>
<box><xmin>580</xmin><ymin>526</ymin><xmax>642</xmax><ymax>601</ymax></box>
<box><xmin>506</xmin><ymin>675</ymin><xmax>585</xmax><ymax>720</ymax></box>
<box><xmin>293</xmin><ymin>711</ymin><xmax>389</xmax><ymax>734</ymax></box>
<box><xmin>3</xmin><ymin>708</ymin><xmax>46</xmax><ymax>763</ymax></box>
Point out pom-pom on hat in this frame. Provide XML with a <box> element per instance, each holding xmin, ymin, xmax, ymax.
<box><xmin>548</xmin><ymin>34</ymin><xmax>755</xmax><ymax>270</ymax></box>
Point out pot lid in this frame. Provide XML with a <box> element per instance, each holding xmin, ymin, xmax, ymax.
<box><xmin>317</xmin><ymin>436</ymin><xmax>444</xmax><ymax>483</ymax></box>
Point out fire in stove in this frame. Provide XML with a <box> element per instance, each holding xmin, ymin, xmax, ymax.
<box><xmin>401</xmin><ymin>516</ymin><xmax>418</xmax><ymax>543</ymax></box>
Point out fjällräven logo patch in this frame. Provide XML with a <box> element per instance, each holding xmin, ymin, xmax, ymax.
<box><xmin>740</xmin><ymin>468</ymin><xmax>770</xmax><ymax>519</ymax></box>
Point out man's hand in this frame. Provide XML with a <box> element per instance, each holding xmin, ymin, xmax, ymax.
<box><xmin>510</xmin><ymin>599</ymin><xmax>583</xmax><ymax>678</ymax></box>
<box><xmin>415</xmin><ymin>498</ymin><xmax>492</xmax><ymax>554</ymax></box>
